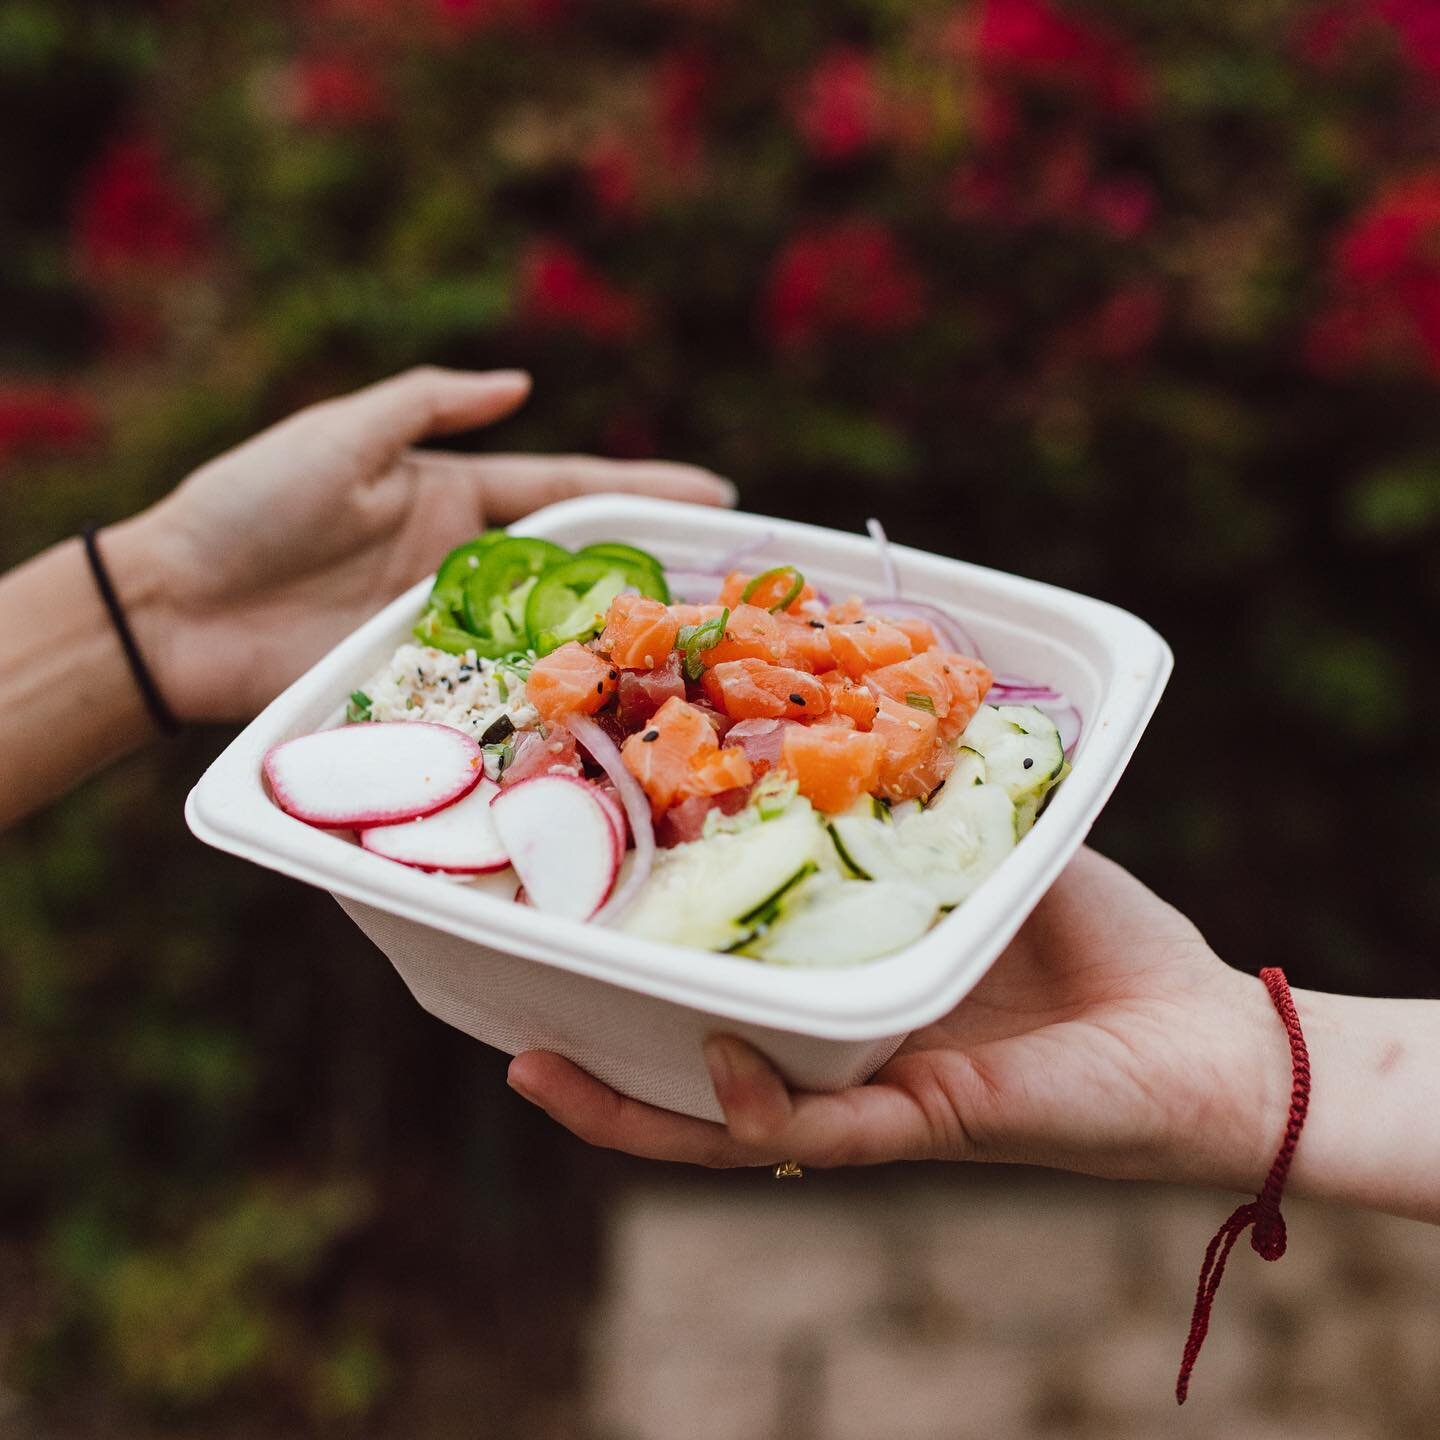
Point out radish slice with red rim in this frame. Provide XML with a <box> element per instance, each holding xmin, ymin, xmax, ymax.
<box><xmin>359</xmin><ymin>778</ymin><xmax>508</xmax><ymax>873</ymax></box>
<box><xmin>264</xmin><ymin>722</ymin><xmax>483</xmax><ymax>829</ymax></box>
<box><xmin>489</xmin><ymin>776</ymin><xmax>620</xmax><ymax>920</ymax></box>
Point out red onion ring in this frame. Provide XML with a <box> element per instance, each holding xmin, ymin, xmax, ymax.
<box><xmin>865</xmin><ymin>518</ymin><xmax>899</xmax><ymax>599</ymax></box>
<box><xmin>566</xmin><ymin>715</ymin><xmax>655</xmax><ymax>923</ymax></box>
<box><xmin>863</xmin><ymin>597</ymin><xmax>982</xmax><ymax>659</ymax></box>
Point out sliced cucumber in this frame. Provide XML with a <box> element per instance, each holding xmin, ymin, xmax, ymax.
<box><xmin>621</xmin><ymin>803</ymin><xmax>830</xmax><ymax>952</ymax></box>
<box><xmin>747</xmin><ymin>875</ymin><xmax>939</xmax><ymax>968</ymax></box>
<box><xmin>888</xmin><ymin>798</ymin><xmax>924</xmax><ymax>824</ymax></box>
<box><xmin>886</xmin><ymin>782</ymin><xmax>1017</xmax><ymax>907</ymax></box>
<box><xmin>959</xmin><ymin>704</ymin><xmax>1064</xmax><ymax>808</ymax></box>
<box><xmin>922</xmin><ymin>746</ymin><xmax>986</xmax><ymax>820</ymax></box>
<box><xmin>828</xmin><ymin>812</ymin><xmax>904</xmax><ymax>882</ymax></box>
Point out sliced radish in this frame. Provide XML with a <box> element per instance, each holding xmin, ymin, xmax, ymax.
<box><xmin>264</xmin><ymin>722</ymin><xmax>484</xmax><ymax>829</ymax></box>
<box><xmin>593</xmin><ymin>785</ymin><xmax>628</xmax><ymax>854</ymax></box>
<box><xmin>359</xmin><ymin>778</ymin><xmax>508</xmax><ymax>873</ymax></box>
<box><xmin>489</xmin><ymin>776</ymin><xmax>619</xmax><ymax>921</ymax></box>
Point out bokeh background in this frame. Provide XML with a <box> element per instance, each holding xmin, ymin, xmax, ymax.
<box><xmin>3</xmin><ymin>0</ymin><xmax>1439</xmax><ymax>1436</ymax></box>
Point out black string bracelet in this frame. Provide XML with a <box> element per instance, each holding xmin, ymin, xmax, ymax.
<box><xmin>80</xmin><ymin>522</ymin><xmax>182</xmax><ymax>737</ymax></box>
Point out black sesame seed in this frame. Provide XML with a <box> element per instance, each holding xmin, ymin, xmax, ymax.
<box><xmin>1022</xmin><ymin>756</ymin><xmax>1034</xmax><ymax>770</ymax></box>
<box><xmin>595</xmin><ymin>681</ymin><xmax>605</xmax><ymax>694</ymax></box>
<box><xmin>808</xmin><ymin>619</ymin><xmax>825</xmax><ymax>629</ymax></box>
<box><xmin>789</xmin><ymin>693</ymin><xmax>806</xmax><ymax>705</ymax></box>
<box><xmin>608</xmin><ymin>669</ymin><xmax>618</xmax><ymax>680</ymax></box>
<box><xmin>642</xmin><ymin>729</ymin><xmax>660</xmax><ymax>742</ymax></box>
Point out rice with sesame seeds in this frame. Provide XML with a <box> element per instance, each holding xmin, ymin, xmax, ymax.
<box><xmin>360</xmin><ymin>643</ymin><xmax>536</xmax><ymax>741</ymax></box>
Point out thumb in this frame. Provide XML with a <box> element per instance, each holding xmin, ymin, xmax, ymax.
<box><xmin>341</xmin><ymin>366</ymin><xmax>532</xmax><ymax>458</ymax></box>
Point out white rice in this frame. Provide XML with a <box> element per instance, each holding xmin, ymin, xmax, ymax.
<box><xmin>358</xmin><ymin>643</ymin><xmax>536</xmax><ymax>741</ymax></box>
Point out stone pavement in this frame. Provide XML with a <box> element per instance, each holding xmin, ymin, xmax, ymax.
<box><xmin>582</xmin><ymin>1169</ymin><xmax>1440</xmax><ymax>1440</ymax></box>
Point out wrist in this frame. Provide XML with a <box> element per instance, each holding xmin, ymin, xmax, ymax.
<box><xmin>101</xmin><ymin>510</ymin><xmax>192</xmax><ymax>725</ymax></box>
<box><xmin>1158</xmin><ymin>965</ymin><xmax>1298</xmax><ymax>1195</ymax></box>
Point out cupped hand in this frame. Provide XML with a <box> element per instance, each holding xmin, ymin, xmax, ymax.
<box><xmin>111</xmin><ymin>367</ymin><xmax>735</xmax><ymax>722</ymax></box>
<box><xmin>508</xmin><ymin>850</ymin><xmax>1289</xmax><ymax>1193</ymax></box>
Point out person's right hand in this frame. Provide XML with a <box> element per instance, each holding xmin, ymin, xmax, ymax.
<box><xmin>509</xmin><ymin>850</ymin><xmax>1292</xmax><ymax>1192</ymax></box>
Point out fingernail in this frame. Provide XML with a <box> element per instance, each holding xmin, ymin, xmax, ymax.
<box><xmin>713</xmin><ymin>476</ymin><xmax>739</xmax><ymax>507</ymax></box>
<box><xmin>507</xmin><ymin>1070</ymin><xmax>540</xmax><ymax>1105</ymax></box>
<box><xmin>488</xmin><ymin>369</ymin><xmax>532</xmax><ymax>389</ymax></box>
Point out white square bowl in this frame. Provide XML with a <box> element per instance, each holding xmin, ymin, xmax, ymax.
<box><xmin>185</xmin><ymin>496</ymin><xmax>1171</xmax><ymax>1121</ymax></box>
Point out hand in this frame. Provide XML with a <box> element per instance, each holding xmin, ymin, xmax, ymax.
<box><xmin>508</xmin><ymin>850</ymin><xmax>1291</xmax><ymax>1192</ymax></box>
<box><xmin>108</xmin><ymin>367</ymin><xmax>735</xmax><ymax>722</ymax></box>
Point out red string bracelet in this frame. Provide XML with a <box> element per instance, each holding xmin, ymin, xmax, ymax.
<box><xmin>1176</xmin><ymin>966</ymin><xmax>1311</xmax><ymax>1405</ymax></box>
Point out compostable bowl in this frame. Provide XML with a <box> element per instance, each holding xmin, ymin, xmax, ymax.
<box><xmin>185</xmin><ymin>497</ymin><xmax>1171</xmax><ymax>1121</ymax></box>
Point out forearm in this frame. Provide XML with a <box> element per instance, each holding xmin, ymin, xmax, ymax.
<box><xmin>1206</xmin><ymin>975</ymin><xmax>1440</xmax><ymax>1224</ymax></box>
<box><xmin>0</xmin><ymin>522</ymin><xmax>169</xmax><ymax>828</ymax></box>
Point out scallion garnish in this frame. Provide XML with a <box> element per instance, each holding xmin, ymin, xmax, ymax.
<box><xmin>904</xmin><ymin>692</ymin><xmax>936</xmax><ymax>714</ymax></box>
<box><xmin>347</xmin><ymin>690</ymin><xmax>373</xmax><ymax>723</ymax></box>
<box><xmin>676</xmin><ymin>606</ymin><xmax>730</xmax><ymax>680</ymax></box>
<box><xmin>740</xmin><ymin>566</ymin><xmax>805</xmax><ymax>613</ymax></box>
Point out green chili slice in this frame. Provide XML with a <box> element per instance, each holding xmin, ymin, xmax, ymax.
<box><xmin>740</xmin><ymin>565</ymin><xmax>805</xmax><ymax>612</ymax></box>
<box><xmin>676</xmin><ymin>606</ymin><xmax>729</xmax><ymax>680</ymax></box>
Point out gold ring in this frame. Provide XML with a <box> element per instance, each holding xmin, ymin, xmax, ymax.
<box><xmin>773</xmin><ymin>1159</ymin><xmax>804</xmax><ymax>1180</ymax></box>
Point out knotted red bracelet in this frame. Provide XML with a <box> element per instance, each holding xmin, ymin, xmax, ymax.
<box><xmin>1176</xmin><ymin>966</ymin><xmax>1311</xmax><ymax>1405</ymax></box>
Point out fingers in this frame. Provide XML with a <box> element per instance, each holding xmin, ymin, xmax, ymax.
<box><xmin>703</xmin><ymin>1037</ymin><xmax>944</xmax><ymax>1166</ymax></box>
<box><xmin>340</xmin><ymin>366</ymin><xmax>533</xmax><ymax>454</ymax></box>
<box><xmin>507</xmin><ymin>1051</ymin><xmax>768</xmax><ymax>1168</ymax></box>
<box><xmin>457</xmin><ymin>453</ymin><xmax>737</xmax><ymax>519</ymax></box>
<box><xmin>508</xmin><ymin>1037</ymin><xmax>947</xmax><ymax>1170</ymax></box>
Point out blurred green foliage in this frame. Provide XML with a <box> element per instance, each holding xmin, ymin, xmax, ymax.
<box><xmin>1</xmin><ymin>0</ymin><xmax>1437</xmax><ymax>1428</ymax></box>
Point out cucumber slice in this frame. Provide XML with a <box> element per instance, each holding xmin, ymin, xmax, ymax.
<box><xmin>918</xmin><ymin>747</ymin><xmax>988</xmax><ymax>826</ymax></box>
<box><xmin>885</xmin><ymin>782</ymin><xmax>1017</xmax><ymax>907</ymax></box>
<box><xmin>828</xmin><ymin>813</ymin><xmax>905</xmax><ymax>882</ymax></box>
<box><xmin>959</xmin><ymin>704</ymin><xmax>1063</xmax><ymax>807</ymax></box>
<box><xmin>747</xmin><ymin>876</ymin><xmax>939</xmax><ymax>967</ymax></box>
<box><xmin>621</xmin><ymin>804</ymin><xmax>829</xmax><ymax>952</ymax></box>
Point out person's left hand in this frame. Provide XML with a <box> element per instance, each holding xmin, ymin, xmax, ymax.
<box><xmin>109</xmin><ymin>366</ymin><xmax>735</xmax><ymax>721</ymax></box>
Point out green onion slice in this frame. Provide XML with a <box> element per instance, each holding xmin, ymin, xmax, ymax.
<box><xmin>904</xmin><ymin>692</ymin><xmax>937</xmax><ymax>714</ymax></box>
<box><xmin>740</xmin><ymin>566</ymin><xmax>805</xmax><ymax>613</ymax></box>
<box><xmin>676</xmin><ymin>606</ymin><xmax>730</xmax><ymax>680</ymax></box>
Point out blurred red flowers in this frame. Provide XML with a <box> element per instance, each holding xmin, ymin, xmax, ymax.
<box><xmin>972</xmin><ymin>0</ymin><xmax>1147</xmax><ymax>116</ymax></box>
<box><xmin>764</xmin><ymin>219</ymin><xmax>924</xmax><ymax>350</ymax></box>
<box><xmin>0</xmin><ymin>385</ymin><xmax>101</xmax><ymax>468</ymax></box>
<box><xmin>518</xmin><ymin>239</ymin><xmax>645</xmax><ymax>342</ymax></box>
<box><xmin>1308</xmin><ymin>172</ymin><xmax>1440</xmax><ymax>376</ymax></box>
<box><xmin>72</xmin><ymin>139</ymin><xmax>209</xmax><ymax>282</ymax></box>
<box><xmin>793</xmin><ymin>46</ymin><xmax>882</xmax><ymax>162</ymax></box>
<box><xmin>290</xmin><ymin>54</ymin><xmax>389</xmax><ymax>127</ymax></box>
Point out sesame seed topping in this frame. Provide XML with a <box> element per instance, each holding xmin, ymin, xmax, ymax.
<box><xmin>789</xmin><ymin>693</ymin><xmax>806</xmax><ymax>705</ymax></box>
<box><xmin>642</xmin><ymin>729</ymin><xmax>660</xmax><ymax>742</ymax></box>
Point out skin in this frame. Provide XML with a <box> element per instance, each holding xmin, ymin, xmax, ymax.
<box><xmin>0</xmin><ymin>366</ymin><xmax>735</xmax><ymax>828</ymax></box>
<box><xmin>509</xmin><ymin>850</ymin><xmax>1440</xmax><ymax>1225</ymax></box>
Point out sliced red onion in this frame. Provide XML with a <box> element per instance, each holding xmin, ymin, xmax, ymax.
<box><xmin>566</xmin><ymin>714</ymin><xmax>655</xmax><ymax>924</ymax></box>
<box><xmin>866</xmin><ymin>518</ymin><xmax>899</xmax><ymax>599</ymax></box>
<box><xmin>713</xmin><ymin>532</ymin><xmax>776</xmax><ymax>575</ymax></box>
<box><xmin>989</xmin><ymin>683</ymin><xmax>1064</xmax><ymax>704</ymax></box>
<box><xmin>1049</xmin><ymin>702</ymin><xmax>1083</xmax><ymax>756</ymax></box>
<box><xmin>864</xmin><ymin>597</ymin><xmax>982</xmax><ymax>660</ymax></box>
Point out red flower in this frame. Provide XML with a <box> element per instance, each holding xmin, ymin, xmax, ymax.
<box><xmin>518</xmin><ymin>239</ymin><xmax>644</xmax><ymax>343</ymax></box>
<box><xmin>1087</xmin><ymin>175</ymin><xmax>1156</xmax><ymax>239</ymax></box>
<box><xmin>584</xmin><ymin>137</ymin><xmax>643</xmax><ymax>220</ymax></box>
<box><xmin>1308</xmin><ymin>173</ymin><xmax>1440</xmax><ymax>377</ymax></box>
<box><xmin>655</xmin><ymin>45</ymin><xmax>712</xmax><ymax>172</ymax></box>
<box><xmin>290</xmin><ymin>54</ymin><xmax>388</xmax><ymax>127</ymax></box>
<box><xmin>764</xmin><ymin>220</ymin><xmax>924</xmax><ymax>350</ymax></box>
<box><xmin>973</xmin><ymin>0</ymin><xmax>1148</xmax><ymax>116</ymax></box>
<box><xmin>432</xmin><ymin>0</ymin><xmax>571</xmax><ymax>32</ymax></box>
<box><xmin>0</xmin><ymin>384</ymin><xmax>101</xmax><ymax>468</ymax></box>
<box><xmin>72</xmin><ymin>139</ymin><xmax>209</xmax><ymax>281</ymax></box>
<box><xmin>794</xmin><ymin>46</ymin><xmax>881</xmax><ymax>162</ymax></box>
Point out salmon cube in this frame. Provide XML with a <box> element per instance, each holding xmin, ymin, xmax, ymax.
<box><xmin>526</xmin><ymin>642</ymin><xmax>619</xmax><ymax>723</ymax></box>
<box><xmin>702</xmin><ymin>659</ymin><xmax>830</xmax><ymax>721</ymax></box>
<box><xmin>782</xmin><ymin>725</ymin><xmax>883</xmax><ymax>814</ymax></box>
<box><xmin>827</xmin><ymin>618</ymin><xmax>915</xmax><ymax>679</ymax></box>
<box><xmin>600</xmin><ymin>595</ymin><xmax>681</xmax><ymax>670</ymax></box>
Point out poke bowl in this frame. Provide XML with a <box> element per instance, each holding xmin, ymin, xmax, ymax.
<box><xmin>185</xmin><ymin>496</ymin><xmax>1172</xmax><ymax>1121</ymax></box>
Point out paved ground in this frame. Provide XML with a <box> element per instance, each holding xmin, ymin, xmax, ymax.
<box><xmin>583</xmin><ymin>1168</ymin><xmax>1440</xmax><ymax>1440</ymax></box>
